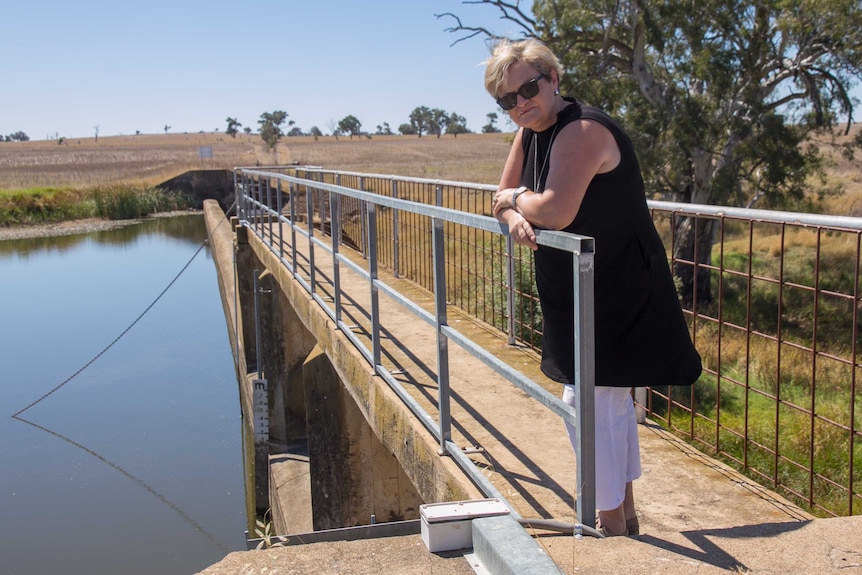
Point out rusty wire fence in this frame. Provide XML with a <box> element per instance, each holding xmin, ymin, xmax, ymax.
<box><xmin>242</xmin><ymin>166</ymin><xmax>861</xmax><ymax>519</ymax></box>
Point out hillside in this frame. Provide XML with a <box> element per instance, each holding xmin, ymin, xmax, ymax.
<box><xmin>0</xmin><ymin>132</ymin><xmax>513</xmax><ymax>191</ymax></box>
<box><xmin>1</xmin><ymin>128</ymin><xmax>859</xmax><ymax>215</ymax></box>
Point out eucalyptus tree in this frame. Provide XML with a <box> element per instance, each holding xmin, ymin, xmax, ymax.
<box><xmin>258</xmin><ymin>111</ymin><xmax>288</xmax><ymax>149</ymax></box>
<box><xmin>482</xmin><ymin>112</ymin><xmax>501</xmax><ymax>133</ymax></box>
<box><xmin>225</xmin><ymin>117</ymin><xmax>242</xmax><ymax>138</ymax></box>
<box><xmin>408</xmin><ymin>106</ymin><xmax>433</xmax><ymax>137</ymax></box>
<box><xmin>337</xmin><ymin>115</ymin><xmax>363</xmax><ymax>138</ymax></box>
<box><xmin>446</xmin><ymin>112</ymin><xmax>470</xmax><ymax>136</ymax></box>
<box><xmin>441</xmin><ymin>0</ymin><xmax>862</xmax><ymax>304</ymax></box>
<box><xmin>426</xmin><ymin>108</ymin><xmax>449</xmax><ymax>137</ymax></box>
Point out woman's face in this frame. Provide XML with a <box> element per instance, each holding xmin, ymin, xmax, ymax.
<box><xmin>500</xmin><ymin>61</ymin><xmax>558</xmax><ymax>132</ymax></box>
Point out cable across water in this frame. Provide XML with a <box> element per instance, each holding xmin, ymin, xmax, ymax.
<box><xmin>10</xmin><ymin>200</ymin><xmax>235</xmax><ymax>418</ymax></box>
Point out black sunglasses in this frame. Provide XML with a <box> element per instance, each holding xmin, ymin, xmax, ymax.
<box><xmin>496</xmin><ymin>74</ymin><xmax>545</xmax><ymax>110</ymax></box>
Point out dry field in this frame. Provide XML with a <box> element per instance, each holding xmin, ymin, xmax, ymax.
<box><xmin>1</xmin><ymin>128</ymin><xmax>859</xmax><ymax>214</ymax></box>
<box><xmin>0</xmin><ymin>132</ymin><xmax>514</xmax><ymax>191</ymax></box>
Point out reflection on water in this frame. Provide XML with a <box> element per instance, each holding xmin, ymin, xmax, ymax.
<box><xmin>0</xmin><ymin>212</ymin><xmax>215</xmax><ymax>258</ymax></box>
<box><xmin>0</xmin><ymin>214</ymin><xmax>245</xmax><ymax>575</ymax></box>
<box><xmin>13</xmin><ymin>414</ymin><xmax>231</xmax><ymax>554</ymax></box>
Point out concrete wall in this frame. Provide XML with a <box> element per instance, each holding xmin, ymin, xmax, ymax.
<box><xmin>204</xmin><ymin>200</ymin><xmax>478</xmax><ymax>537</ymax></box>
<box><xmin>162</xmin><ymin>170</ymin><xmax>234</xmax><ymax>211</ymax></box>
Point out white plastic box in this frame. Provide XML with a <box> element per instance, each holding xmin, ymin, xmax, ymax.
<box><xmin>419</xmin><ymin>498</ymin><xmax>510</xmax><ymax>552</ymax></box>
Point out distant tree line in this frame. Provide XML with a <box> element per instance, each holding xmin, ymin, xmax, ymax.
<box><xmin>225</xmin><ymin>106</ymin><xmax>505</xmax><ymax>150</ymax></box>
<box><xmin>2</xmin><ymin>131</ymin><xmax>30</xmax><ymax>142</ymax></box>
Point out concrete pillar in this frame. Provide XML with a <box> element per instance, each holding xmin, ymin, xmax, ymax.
<box><xmin>235</xmin><ymin>226</ymin><xmax>260</xmax><ymax>376</ymax></box>
<box><xmin>255</xmin><ymin>267</ymin><xmax>317</xmax><ymax>451</ymax></box>
<box><xmin>303</xmin><ymin>345</ymin><xmax>423</xmax><ymax>530</ymax></box>
<box><xmin>235</xmin><ymin>228</ymin><xmax>270</xmax><ymax>517</ymax></box>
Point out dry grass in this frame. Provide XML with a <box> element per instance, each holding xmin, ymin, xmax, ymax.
<box><xmin>2</xmin><ymin>127</ymin><xmax>859</xmax><ymax>215</ymax></box>
<box><xmin>808</xmin><ymin>123</ymin><xmax>862</xmax><ymax>215</ymax></box>
<box><xmin>0</xmin><ymin>132</ymin><xmax>514</xmax><ymax>191</ymax></box>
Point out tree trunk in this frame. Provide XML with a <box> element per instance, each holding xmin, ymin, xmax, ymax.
<box><xmin>672</xmin><ymin>215</ymin><xmax>715</xmax><ymax>307</ymax></box>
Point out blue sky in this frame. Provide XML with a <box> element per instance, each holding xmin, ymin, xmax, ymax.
<box><xmin>1</xmin><ymin>0</ymin><xmax>531</xmax><ymax>140</ymax></box>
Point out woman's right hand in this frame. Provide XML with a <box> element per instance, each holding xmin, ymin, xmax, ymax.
<box><xmin>504</xmin><ymin>210</ymin><xmax>538</xmax><ymax>251</ymax></box>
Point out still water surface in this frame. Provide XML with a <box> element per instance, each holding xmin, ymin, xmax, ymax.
<box><xmin>0</xmin><ymin>215</ymin><xmax>245</xmax><ymax>574</ymax></box>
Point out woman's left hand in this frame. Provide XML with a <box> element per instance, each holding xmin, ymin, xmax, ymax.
<box><xmin>492</xmin><ymin>188</ymin><xmax>515</xmax><ymax>217</ymax></box>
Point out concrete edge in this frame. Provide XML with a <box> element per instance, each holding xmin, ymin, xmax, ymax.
<box><xmin>471</xmin><ymin>515</ymin><xmax>559</xmax><ymax>575</ymax></box>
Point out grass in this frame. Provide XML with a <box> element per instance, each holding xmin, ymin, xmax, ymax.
<box><xmin>0</xmin><ymin>184</ymin><xmax>191</xmax><ymax>225</ymax></box>
<box><xmin>0</xmin><ymin>132</ymin><xmax>513</xmax><ymax>191</ymax></box>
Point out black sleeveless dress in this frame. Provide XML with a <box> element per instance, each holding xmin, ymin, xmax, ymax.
<box><xmin>521</xmin><ymin>99</ymin><xmax>702</xmax><ymax>388</ymax></box>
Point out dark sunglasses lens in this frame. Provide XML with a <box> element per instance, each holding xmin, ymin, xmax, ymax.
<box><xmin>520</xmin><ymin>78</ymin><xmax>540</xmax><ymax>99</ymax></box>
<box><xmin>497</xmin><ymin>94</ymin><xmax>517</xmax><ymax>110</ymax></box>
<box><xmin>497</xmin><ymin>77</ymin><xmax>541</xmax><ymax>110</ymax></box>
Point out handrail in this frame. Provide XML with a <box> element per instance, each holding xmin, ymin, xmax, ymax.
<box><xmin>261</xmin><ymin>165</ymin><xmax>862</xmax><ymax>230</ymax></box>
<box><xmin>234</xmin><ymin>166</ymin><xmax>599</xmax><ymax>534</ymax></box>
<box><xmin>238</xmin><ymin>165</ymin><xmax>862</xmax><ymax>519</ymax></box>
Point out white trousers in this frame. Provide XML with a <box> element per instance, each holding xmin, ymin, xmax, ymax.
<box><xmin>562</xmin><ymin>385</ymin><xmax>642</xmax><ymax>511</ymax></box>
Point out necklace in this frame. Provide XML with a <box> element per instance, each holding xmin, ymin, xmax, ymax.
<box><xmin>533</xmin><ymin>123</ymin><xmax>559</xmax><ymax>193</ymax></box>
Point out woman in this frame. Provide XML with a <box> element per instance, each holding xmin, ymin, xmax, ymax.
<box><xmin>485</xmin><ymin>39</ymin><xmax>702</xmax><ymax>537</ymax></box>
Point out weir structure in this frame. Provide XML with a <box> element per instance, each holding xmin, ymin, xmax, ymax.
<box><xmin>201</xmin><ymin>166</ymin><xmax>862</xmax><ymax>574</ymax></box>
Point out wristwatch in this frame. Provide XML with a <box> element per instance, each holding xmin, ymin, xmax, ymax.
<box><xmin>512</xmin><ymin>186</ymin><xmax>528</xmax><ymax>209</ymax></box>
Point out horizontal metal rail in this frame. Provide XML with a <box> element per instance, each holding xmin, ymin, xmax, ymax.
<box><xmin>244</xmin><ymin>166</ymin><xmax>862</xmax><ymax>519</ymax></box>
<box><xmin>235</xmin><ymin>167</ymin><xmax>599</xmax><ymax>533</ymax></box>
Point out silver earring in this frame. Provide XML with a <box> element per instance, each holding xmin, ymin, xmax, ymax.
<box><xmin>554</xmin><ymin>88</ymin><xmax>560</xmax><ymax>95</ymax></box>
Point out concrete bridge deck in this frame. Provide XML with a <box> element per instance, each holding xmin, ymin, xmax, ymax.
<box><xmin>199</xmin><ymin>202</ymin><xmax>862</xmax><ymax>574</ymax></box>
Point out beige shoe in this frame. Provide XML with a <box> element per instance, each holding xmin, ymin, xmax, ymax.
<box><xmin>597</xmin><ymin>518</ymin><xmax>629</xmax><ymax>537</ymax></box>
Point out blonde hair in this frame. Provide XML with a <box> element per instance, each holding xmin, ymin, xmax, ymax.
<box><xmin>483</xmin><ymin>38</ymin><xmax>564</xmax><ymax>99</ymax></box>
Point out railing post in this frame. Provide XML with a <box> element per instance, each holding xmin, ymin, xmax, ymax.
<box><xmin>432</xmin><ymin>214</ymin><xmax>451</xmax><ymax>454</ymax></box>
<box><xmin>572</xmin><ymin>249</ymin><xmax>597</xmax><ymax>531</ymax></box>
<box><xmin>307</xmin><ymin>175</ymin><xmax>316</xmax><ymax>295</ymax></box>
<box><xmin>331</xmin><ymin>189</ymin><xmax>343</xmax><ymax>324</ymax></box>
<box><xmin>276</xmin><ymin>178</ymin><xmax>284</xmax><ymax>259</ymax></box>
<box><xmin>236</xmin><ymin>171</ymin><xmax>244</xmax><ymax>223</ymax></box>
<box><xmin>392</xmin><ymin>178</ymin><xmax>400</xmax><ymax>279</ymax></box>
<box><xmin>233</xmin><ymin>169</ymin><xmax>240</xmax><ymax>221</ymax></box>
<box><xmin>254</xmin><ymin>176</ymin><xmax>261</xmax><ymax>234</ymax></box>
<box><xmin>368</xmin><ymin>202</ymin><xmax>381</xmax><ymax>369</ymax></box>
<box><xmin>360</xmin><ymin>176</ymin><xmax>368</xmax><ymax>260</ymax></box>
<box><xmin>265</xmin><ymin>176</ymin><xmax>273</xmax><ymax>247</ymax></box>
<box><xmin>322</xmin><ymin>175</ymin><xmax>330</xmax><ymax>236</ymax></box>
<box><xmin>289</xmin><ymin>179</ymin><xmax>298</xmax><ymax>272</ymax></box>
<box><xmin>506</xmin><ymin>236</ymin><xmax>516</xmax><ymax>345</ymax></box>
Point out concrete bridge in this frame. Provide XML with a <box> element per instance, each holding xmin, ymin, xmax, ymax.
<box><xmin>198</xmin><ymin>168</ymin><xmax>862</xmax><ymax>574</ymax></box>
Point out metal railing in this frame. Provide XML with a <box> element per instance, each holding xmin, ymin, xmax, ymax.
<box><xmin>237</xmin><ymin>166</ymin><xmax>862</xmax><ymax>519</ymax></box>
<box><xmin>234</xmin><ymin>167</ymin><xmax>600</xmax><ymax>534</ymax></box>
<box><xmin>648</xmin><ymin>203</ymin><xmax>862</xmax><ymax>518</ymax></box>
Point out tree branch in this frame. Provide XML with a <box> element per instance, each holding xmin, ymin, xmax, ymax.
<box><xmin>436</xmin><ymin>0</ymin><xmax>536</xmax><ymax>46</ymax></box>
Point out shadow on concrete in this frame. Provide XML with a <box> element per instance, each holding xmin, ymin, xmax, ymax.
<box><xmin>637</xmin><ymin>520</ymin><xmax>810</xmax><ymax>572</ymax></box>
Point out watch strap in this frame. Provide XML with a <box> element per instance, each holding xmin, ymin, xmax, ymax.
<box><xmin>512</xmin><ymin>186</ymin><xmax>528</xmax><ymax>209</ymax></box>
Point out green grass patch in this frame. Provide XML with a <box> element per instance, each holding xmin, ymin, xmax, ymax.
<box><xmin>0</xmin><ymin>184</ymin><xmax>191</xmax><ymax>226</ymax></box>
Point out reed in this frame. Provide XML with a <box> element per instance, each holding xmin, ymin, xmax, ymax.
<box><xmin>0</xmin><ymin>184</ymin><xmax>191</xmax><ymax>226</ymax></box>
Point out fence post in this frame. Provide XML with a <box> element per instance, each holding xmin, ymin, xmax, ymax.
<box><xmin>331</xmin><ymin>189</ymin><xmax>343</xmax><ymax>325</ymax></box>
<box><xmin>288</xmin><ymin>179</ymin><xmax>298</xmax><ymax>272</ymax></box>
<box><xmin>572</xmin><ymin>250</ymin><xmax>597</xmax><ymax>531</ymax></box>
<box><xmin>276</xmin><ymin>178</ymin><xmax>284</xmax><ymax>259</ymax></box>
<box><xmin>432</xmin><ymin>214</ymin><xmax>451</xmax><ymax>454</ymax></box>
<box><xmin>506</xmin><ymin>236</ymin><xmax>516</xmax><ymax>345</ymax></box>
<box><xmin>265</xmin><ymin>176</ymin><xmax>273</xmax><ymax>247</ymax></box>
<box><xmin>392</xmin><ymin>178</ymin><xmax>400</xmax><ymax>279</ymax></box>
<box><xmin>368</xmin><ymin>202</ymin><xmax>381</xmax><ymax>369</ymax></box>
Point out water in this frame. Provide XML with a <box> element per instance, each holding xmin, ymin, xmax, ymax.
<box><xmin>0</xmin><ymin>215</ymin><xmax>246</xmax><ymax>574</ymax></box>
